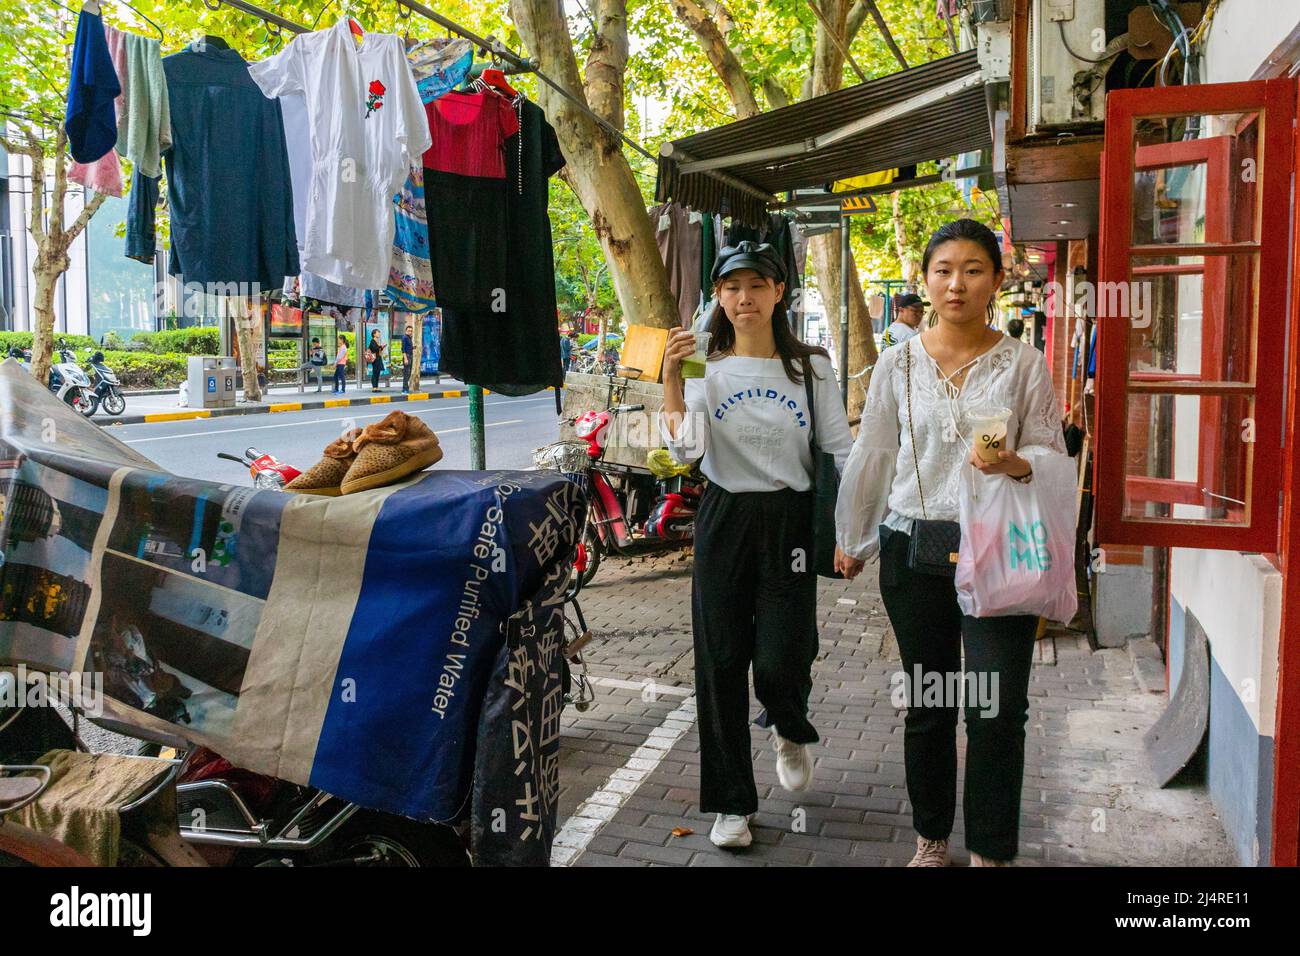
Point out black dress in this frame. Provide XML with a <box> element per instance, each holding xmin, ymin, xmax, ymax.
<box><xmin>436</xmin><ymin>98</ymin><xmax>567</xmax><ymax>395</ymax></box>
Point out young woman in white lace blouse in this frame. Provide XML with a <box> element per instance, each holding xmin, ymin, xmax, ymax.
<box><xmin>833</xmin><ymin>219</ymin><xmax>1068</xmax><ymax>867</ymax></box>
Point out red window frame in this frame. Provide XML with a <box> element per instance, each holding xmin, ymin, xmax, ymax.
<box><xmin>1095</xmin><ymin>79</ymin><xmax>1296</xmax><ymax>551</ymax></box>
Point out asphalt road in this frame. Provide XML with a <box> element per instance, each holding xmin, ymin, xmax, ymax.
<box><xmin>106</xmin><ymin>391</ymin><xmax>565</xmax><ymax>483</ymax></box>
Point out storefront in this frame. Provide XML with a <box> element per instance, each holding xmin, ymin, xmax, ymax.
<box><xmin>990</xmin><ymin>0</ymin><xmax>1300</xmax><ymax>865</ymax></box>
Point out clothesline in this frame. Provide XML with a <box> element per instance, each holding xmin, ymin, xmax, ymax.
<box><xmin>195</xmin><ymin>0</ymin><xmax>657</xmax><ymax>162</ymax></box>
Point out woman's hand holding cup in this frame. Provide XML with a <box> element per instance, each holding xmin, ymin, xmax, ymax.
<box><xmin>663</xmin><ymin>328</ymin><xmax>698</xmax><ymax>387</ymax></box>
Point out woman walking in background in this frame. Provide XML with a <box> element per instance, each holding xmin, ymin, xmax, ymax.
<box><xmin>834</xmin><ymin>219</ymin><xmax>1069</xmax><ymax>867</ymax></box>
<box><xmin>333</xmin><ymin>335</ymin><xmax>348</xmax><ymax>394</ymax></box>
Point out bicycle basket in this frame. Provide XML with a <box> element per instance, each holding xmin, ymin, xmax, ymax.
<box><xmin>533</xmin><ymin>441</ymin><xmax>591</xmax><ymax>475</ymax></box>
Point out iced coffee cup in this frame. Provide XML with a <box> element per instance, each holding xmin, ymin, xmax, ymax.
<box><xmin>681</xmin><ymin>331</ymin><xmax>711</xmax><ymax>379</ymax></box>
<box><xmin>969</xmin><ymin>406</ymin><xmax>1012</xmax><ymax>463</ymax></box>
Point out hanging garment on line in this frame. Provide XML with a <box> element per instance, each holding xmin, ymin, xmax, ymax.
<box><xmin>421</xmin><ymin>88</ymin><xmax>520</xmax><ymax>312</ymax></box>
<box><xmin>385</xmin><ymin>39</ymin><xmax>474</xmax><ymax>314</ymax></box>
<box><xmin>278</xmin><ymin>92</ymin><xmax>370</xmax><ymax>308</ymax></box>
<box><xmin>125</xmin><ymin>172</ymin><xmax>160</xmax><ymax>264</ymax></box>
<box><xmin>117</xmin><ymin>31</ymin><xmax>172</xmax><ymax>179</ymax></box>
<box><xmin>65</xmin><ymin>9</ymin><xmax>121</xmax><ymax>164</ymax></box>
<box><xmin>649</xmin><ymin>201</ymin><xmax>704</xmax><ymax>328</ymax></box>
<box><xmin>438</xmin><ymin>98</ymin><xmax>566</xmax><ymax>395</ymax></box>
<box><xmin>249</xmin><ymin>18</ymin><xmax>431</xmax><ymax>291</ymax></box>
<box><xmin>69</xmin><ymin>23</ymin><xmax>127</xmax><ymax>198</ymax></box>
<box><xmin>162</xmin><ymin>43</ymin><xmax>298</xmax><ymax>288</ymax></box>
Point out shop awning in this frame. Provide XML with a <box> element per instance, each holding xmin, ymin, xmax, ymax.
<box><xmin>655</xmin><ymin>49</ymin><xmax>990</xmax><ymax>226</ymax></box>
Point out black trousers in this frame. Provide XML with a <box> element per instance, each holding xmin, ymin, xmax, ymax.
<box><xmin>693</xmin><ymin>483</ymin><xmax>819</xmax><ymax>815</ymax></box>
<box><xmin>878</xmin><ymin>525</ymin><xmax>1038</xmax><ymax>860</ymax></box>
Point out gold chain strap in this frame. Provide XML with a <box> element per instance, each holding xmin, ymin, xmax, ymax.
<box><xmin>905</xmin><ymin>338</ymin><xmax>928</xmax><ymax>520</ymax></box>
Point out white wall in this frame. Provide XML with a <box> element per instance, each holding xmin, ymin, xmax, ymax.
<box><xmin>1203</xmin><ymin>0</ymin><xmax>1300</xmax><ymax>84</ymax></box>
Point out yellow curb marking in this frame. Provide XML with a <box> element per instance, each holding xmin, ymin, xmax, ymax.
<box><xmin>323</xmin><ymin>399</ymin><xmax>349</xmax><ymax>408</ymax></box>
<box><xmin>408</xmin><ymin>392</ymin><xmax>430</xmax><ymax>400</ymax></box>
<box><xmin>370</xmin><ymin>395</ymin><xmax>392</xmax><ymax>403</ymax></box>
<box><xmin>269</xmin><ymin>402</ymin><xmax>302</xmax><ymax>413</ymax></box>
<box><xmin>143</xmin><ymin>410</ymin><xmax>211</xmax><ymax>423</ymax></box>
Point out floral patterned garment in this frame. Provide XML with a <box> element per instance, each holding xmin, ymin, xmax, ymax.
<box><xmin>834</xmin><ymin>333</ymin><xmax>1068</xmax><ymax>561</ymax></box>
<box><xmin>385</xmin><ymin>38</ymin><xmax>474</xmax><ymax>314</ymax></box>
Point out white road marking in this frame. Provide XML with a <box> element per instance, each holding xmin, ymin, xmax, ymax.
<box><xmin>590</xmin><ymin>676</ymin><xmax>694</xmax><ymax>697</ymax></box>
<box><xmin>122</xmin><ymin>397</ymin><xmax>553</xmax><ymax>443</ymax></box>
<box><xmin>550</xmin><ymin>694</ymin><xmax>697</xmax><ymax>866</ymax></box>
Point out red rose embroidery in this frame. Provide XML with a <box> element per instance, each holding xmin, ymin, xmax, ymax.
<box><xmin>364</xmin><ymin>80</ymin><xmax>386</xmax><ymax>118</ymax></box>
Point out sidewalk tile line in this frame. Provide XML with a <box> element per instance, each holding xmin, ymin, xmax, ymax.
<box><xmin>551</xmin><ymin>694</ymin><xmax>697</xmax><ymax>867</ymax></box>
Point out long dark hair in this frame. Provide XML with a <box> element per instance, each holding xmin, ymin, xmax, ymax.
<box><xmin>705</xmin><ymin>279</ymin><xmax>827</xmax><ymax>384</ymax></box>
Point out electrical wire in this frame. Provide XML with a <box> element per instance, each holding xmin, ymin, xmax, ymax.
<box><xmin>1056</xmin><ymin>20</ymin><xmax>1110</xmax><ymax>65</ymax></box>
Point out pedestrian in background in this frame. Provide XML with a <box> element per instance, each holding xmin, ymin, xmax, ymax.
<box><xmin>367</xmin><ymin>329</ymin><xmax>385</xmax><ymax>392</ymax></box>
<box><xmin>402</xmin><ymin>324</ymin><xmax>415</xmax><ymax>392</ymax></box>
<box><xmin>834</xmin><ymin>219</ymin><xmax>1068</xmax><ymax>867</ymax></box>
<box><xmin>333</xmin><ymin>335</ymin><xmax>348</xmax><ymax>394</ymax></box>
<box><xmin>881</xmin><ymin>292</ymin><xmax>925</xmax><ymax>349</ymax></box>
<box><xmin>1006</xmin><ymin>316</ymin><xmax>1025</xmax><ymax>341</ymax></box>
<box><xmin>560</xmin><ymin>329</ymin><xmax>578</xmax><ymax>371</ymax></box>
<box><xmin>660</xmin><ymin>241</ymin><xmax>853</xmax><ymax>850</ymax></box>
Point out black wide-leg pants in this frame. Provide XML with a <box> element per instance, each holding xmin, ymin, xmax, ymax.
<box><xmin>692</xmin><ymin>483</ymin><xmax>820</xmax><ymax>816</ymax></box>
<box><xmin>878</xmin><ymin>525</ymin><xmax>1038</xmax><ymax>861</ymax></box>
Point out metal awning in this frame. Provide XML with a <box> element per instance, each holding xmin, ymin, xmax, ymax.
<box><xmin>655</xmin><ymin>49</ymin><xmax>991</xmax><ymax>226</ymax></box>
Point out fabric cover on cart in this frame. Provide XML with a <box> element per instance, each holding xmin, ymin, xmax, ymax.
<box><xmin>0</xmin><ymin>360</ymin><xmax>582</xmax><ymax>865</ymax></box>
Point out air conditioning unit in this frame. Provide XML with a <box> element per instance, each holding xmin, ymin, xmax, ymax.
<box><xmin>1027</xmin><ymin>0</ymin><xmax>1107</xmax><ymax>132</ymax></box>
<box><xmin>965</xmin><ymin>0</ymin><xmax>1013</xmax><ymax>23</ymax></box>
<box><xmin>977</xmin><ymin>20</ymin><xmax>1012</xmax><ymax>82</ymax></box>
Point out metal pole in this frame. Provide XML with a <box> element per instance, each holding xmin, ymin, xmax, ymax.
<box><xmin>469</xmin><ymin>385</ymin><xmax>486</xmax><ymax>469</ymax></box>
<box><xmin>839</xmin><ymin>212</ymin><xmax>850</xmax><ymax>408</ymax></box>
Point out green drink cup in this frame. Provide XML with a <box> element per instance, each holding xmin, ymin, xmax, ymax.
<box><xmin>681</xmin><ymin>331</ymin><xmax>711</xmax><ymax>379</ymax></box>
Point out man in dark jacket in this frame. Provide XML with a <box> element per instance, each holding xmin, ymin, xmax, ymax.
<box><xmin>402</xmin><ymin>324</ymin><xmax>415</xmax><ymax>392</ymax></box>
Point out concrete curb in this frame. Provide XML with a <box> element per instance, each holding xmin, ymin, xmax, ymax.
<box><xmin>95</xmin><ymin>387</ymin><xmax>531</xmax><ymax>427</ymax></box>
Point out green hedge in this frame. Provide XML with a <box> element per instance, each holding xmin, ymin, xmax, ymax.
<box><xmin>130</xmin><ymin>327</ymin><xmax>221</xmax><ymax>355</ymax></box>
<box><xmin>0</xmin><ymin>332</ymin><xmax>98</xmax><ymax>355</ymax></box>
<box><xmin>97</xmin><ymin>351</ymin><xmax>188</xmax><ymax>389</ymax></box>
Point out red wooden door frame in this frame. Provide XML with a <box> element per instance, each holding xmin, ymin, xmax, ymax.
<box><xmin>1096</xmin><ymin>79</ymin><xmax>1294</xmax><ymax>551</ymax></box>
<box><xmin>1270</xmin><ymin>79</ymin><xmax>1300</xmax><ymax>869</ymax></box>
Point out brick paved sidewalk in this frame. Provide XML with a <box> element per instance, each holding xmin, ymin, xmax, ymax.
<box><xmin>551</xmin><ymin>550</ymin><xmax>1235</xmax><ymax>867</ymax></box>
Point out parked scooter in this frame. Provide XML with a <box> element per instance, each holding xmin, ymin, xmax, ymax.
<box><xmin>49</xmin><ymin>340</ymin><xmax>97</xmax><ymax>417</ymax></box>
<box><xmin>564</xmin><ymin>371</ymin><xmax>704</xmax><ymax>587</ymax></box>
<box><xmin>85</xmin><ymin>349</ymin><xmax>126</xmax><ymax>416</ymax></box>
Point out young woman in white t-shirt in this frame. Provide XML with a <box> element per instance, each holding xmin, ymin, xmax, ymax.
<box><xmin>834</xmin><ymin>218</ymin><xmax>1068</xmax><ymax>866</ymax></box>
<box><xmin>660</xmin><ymin>241</ymin><xmax>853</xmax><ymax>849</ymax></box>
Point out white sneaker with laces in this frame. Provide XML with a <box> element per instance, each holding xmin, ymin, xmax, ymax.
<box><xmin>772</xmin><ymin>728</ymin><xmax>813</xmax><ymax>792</ymax></box>
<box><xmin>906</xmin><ymin>836</ymin><xmax>951</xmax><ymax>867</ymax></box>
<box><xmin>709</xmin><ymin>813</ymin><xmax>753</xmax><ymax>848</ymax></box>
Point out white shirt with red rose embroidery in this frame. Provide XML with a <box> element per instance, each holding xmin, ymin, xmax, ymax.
<box><xmin>249</xmin><ymin>17</ymin><xmax>431</xmax><ymax>290</ymax></box>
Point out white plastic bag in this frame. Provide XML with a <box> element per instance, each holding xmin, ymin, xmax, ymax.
<box><xmin>955</xmin><ymin>453</ymin><xmax>1078</xmax><ymax>623</ymax></box>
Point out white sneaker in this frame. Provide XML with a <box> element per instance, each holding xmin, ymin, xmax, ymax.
<box><xmin>772</xmin><ymin>729</ymin><xmax>813</xmax><ymax>792</ymax></box>
<box><xmin>906</xmin><ymin>836</ymin><xmax>951</xmax><ymax>867</ymax></box>
<box><xmin>709</xmin><ymin>813</ymin><xmax>753</xmax><ymax>848</ymax></box>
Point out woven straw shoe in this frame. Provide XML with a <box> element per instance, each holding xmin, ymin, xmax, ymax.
<box><xmin>284</xmin><ymin>428</ymin><xmax>362</xmax><ymax>496</ymax></box>
<box><xmin>339</xmin><ymin>411</ymin><xmax>443</xmax><ymax>495</ymax></box>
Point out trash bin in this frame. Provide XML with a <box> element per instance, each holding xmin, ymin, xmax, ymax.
<box><xmin>187</xmin><ymin>357</ymin><xmax>220</xmax><ymax>409</ymax></box>
<box><xmin>216</xmin><ymin>357</ymin><xmax>237</xmax><ymax>408</ymax></box>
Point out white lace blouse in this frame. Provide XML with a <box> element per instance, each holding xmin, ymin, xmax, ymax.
<box><xmin>834</xmin><ymin>334</ymin><xmax>1067</xmax><ymax>561</ymax></box>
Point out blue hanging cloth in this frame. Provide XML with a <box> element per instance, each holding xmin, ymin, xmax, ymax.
<box><xmin>65</xmin><ymin>8</ymin><xmax>122</xmax><ymax>164</ymax></box>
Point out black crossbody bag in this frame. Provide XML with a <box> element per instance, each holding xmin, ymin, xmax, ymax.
<box><xmin>904</xmin><ymin>339</ymin><xmax>962</xmax><ymax>577</ymax></box>
<box><xmin>802</xmin><ymin>357</ymin><xmax>843</xmax><ymax>579</ymax></box>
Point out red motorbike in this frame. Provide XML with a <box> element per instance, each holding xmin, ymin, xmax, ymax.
<box><xmin>565</xmin><ymin>395</ymin><xmax>705</xmax><ymax>588</ymax></box>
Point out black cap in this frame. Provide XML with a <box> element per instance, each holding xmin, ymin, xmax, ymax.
<box><xmin>711</xmin><ymin>241</ymin><xmax>787</xmax><ymax>285</ymax></box>
<box><xmin>894</xmin><ymin>292</ymin><xmax>925</xmax><ymax>310</ymax></box>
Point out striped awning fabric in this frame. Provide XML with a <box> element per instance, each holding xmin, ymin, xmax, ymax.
<box><xmin>655</xmin><ymin>50</ymin><xmax>991</xmax><ymax>226</ymax></box>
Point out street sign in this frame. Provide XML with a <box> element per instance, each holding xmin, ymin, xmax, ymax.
<box><xmin>840</xmin><ymin>195</ymin><xmax>878</xmax><ymax>215</ymax></box>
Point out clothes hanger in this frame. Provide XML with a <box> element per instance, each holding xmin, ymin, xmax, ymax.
<box><xmin>82</xmin><ymin>0</ymin><xmax>165</xmax><ymax>42</ymax></box>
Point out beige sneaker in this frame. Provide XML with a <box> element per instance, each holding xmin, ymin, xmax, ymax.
<box><xmin>284</xmin><ymin>429</ymin><xmax>361</xmax><ymax>496</ymax></box>
<box><xmin>906</xmin><ymin>836</ymin><xmax>951</xmax><ymax>867</ymax></box>
<box><xmin>969</xmin><ymin>851</ymin><xmax>1012</xmax><ymax>867</ymax></box>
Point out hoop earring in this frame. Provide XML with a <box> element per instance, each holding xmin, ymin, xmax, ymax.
<box><xmin>926</xmin><ymin>308</ymin><xmax>938</xmax><ymax>328</ymax></box>
<box><xmin>986</xmin><ymin>301</ymin><xmax>997</xmax><ymax>325</ymax></box>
